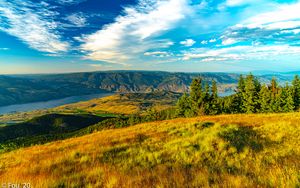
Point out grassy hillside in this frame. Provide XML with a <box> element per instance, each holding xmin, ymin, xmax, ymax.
<box><xmin>0</xmin><ymin>113</ymin><xmax>299</xmax><ymax>187</ymax></box>
<box><xmin>0</xmin><ymin>109</ymin><xmax>56</xmax><ymax>125</ymax></box>
<box><xmin>56</xmin><ymin>91</ymin><xmax>181</xmax><ymax>115</ymax></box>
<box><xmin>0</xmin><ymin>91</ymin><xmax>180</xmax><ymax>125</ymax></box>
<box><xmin>0</xmin><ymin>91</ymin><xmax>181</xmax><ymax>152</ymax></box>
<box><xmin>0</xmin><ymin>114</ymin><xmax>109</xmax><ymax>143</ymax></box>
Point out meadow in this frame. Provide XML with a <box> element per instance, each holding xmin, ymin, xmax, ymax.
<box><xmin>56</xmin><ymin>91</ymin><xmax>181</xmax><ymax>115</ymax></box>
<box><xmin>0</xmin><ymin>113</ymin><xmax>299</xmax><ymax>187</ymax></box>
<box><xmin>0</xmin><ymin>91</ymin><xmax>180</xmax><ymax>125</ymax></box>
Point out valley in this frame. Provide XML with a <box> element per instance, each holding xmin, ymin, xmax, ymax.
<box><xmin>2</xmin><ymin>0</ymin><xmax>300</xmax><ymax>187</ymax></box>
<box><xmin>0</xmin><ymin>71</ymin><xmax>279</xmax><ymax>107</ymax></box>
<box><xmin>0</xmin><ymin>73</ymin><xmax>299</xmax><ymax>187</ymax></box>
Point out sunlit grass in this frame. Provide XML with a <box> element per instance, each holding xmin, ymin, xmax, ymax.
<box><xmin>0</xmin><ymin>113</ymin><xmax>299</xmax><ymax>187</ymax></box>
<box><xmin>56</xmin><ymin>92</ymin><xmax>179</xmax><ymax>115</ymax></box>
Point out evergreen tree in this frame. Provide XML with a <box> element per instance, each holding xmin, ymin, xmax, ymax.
<box><xmin>237</xmin><ymin>75</ymin><xmax>245</xmax><ymax>93</ymax></box>
<box><xmin>281</xmin><ymin>83</ymin><xmax>294</xmax><ymax>112</ymax></box>
<box><xmin>203</xmin><ymin>83</ymin><xmax>210</xmax><ymax>100</ymax></box>
<box><xmin>203</xmin><ymin>83</ymin><xmax>211</xmax><ymax>114</ymax></box>
<box><xmin>270</xmin><ymin>77</ymin><xmax>278</xmax><ymax>95</ymax></box>
<box><xmin>176</xmin><ymin>93</ymin><xmax>194</xmax><ymax>117</ymax></box>
<box><xmin>253</xmin><ymin>76</ymin><xmax>262</xmax><ymax>110</ymax></box>
<box><xmin>253</xmin><ymin>77</ymin><xmax>262</xmax><ymax>94</ymax></box>
<box><xmin>234</xmin><ymin>75</ymin><xmax>246</xmax><ymax>113</ymax></box>
<box><xmin>292</xmin><ymin>75</ymin><xmax>300</xmax><ymax>110</ymax></box>
<box><xmin>259</xmin><ymin>84</ymin><xmax>271</xmax><ymax>113</ymax></box>
<box><xmin>270</xmin><ymin>77</ymin><xmax>279</xmax><ymax>112</ymax></box>
<box><xmin>221</xmin><ymin>95</ymin><xmax>235</xmax><ymax>114</ymax></box>
<box><xmin>274</xmin><ymin>88</ymin><xmax>283</xmax><ymax>112</ymax></box>
<box><xmin>175</xmin><ymin>73</ymin><xmax>300</xmax><ymax>117</ymax></box>
<box><xmin>243</xmin><ymin>74</ymin><xmax>257</xmax><ymax>113</ymax></box>
<box><xmin>210</xmin><ymin>80</ymin><xmax>220</xmax><ymax>114</ymax></box>
<box><xmin>190</xmin><ymin>78</ymin><xmax>204</xmax><ymax>115</ymax></box>
<box><xmin>211</xmin><ymin>80</ymin><xmax>218</xmax><ymax>99</ymax></box>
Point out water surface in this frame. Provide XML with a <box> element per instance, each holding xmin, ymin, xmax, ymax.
<box><xmin>0</xmin><ymin>93</ymin><xmax>112</xmax><ymax>115</ymax></box>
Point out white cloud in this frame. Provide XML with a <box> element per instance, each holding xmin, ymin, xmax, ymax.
<box><xmin>201</xmin><ymin>40</ymin><xmax>208</xmax><ymax>45</ymax></box>
<box><xmin>220</xmin><ymin>1</ymin><xmax>300</xmax><ymax>47</ymax></box>
<box><xmin>144</xmin><ymin>51</ymin><xmax>171</xmax><ymax>57</ymax></box>
<box><xmin>229</xmin><ymin>1</ymin><xmax>300</xmax><ymax>32</ymax></box>
<box><xmin>243</xmin><ymin>2</ymin><xmax>300</xmax><ymax>29</ymax></box>
<box><xmin>222</xmin><ymin>38</ymin><xmax>237</xmax><ymax>45</ymax></box>
<box><xmin>65</xmin><ymin>13</ymin><xmax>87</xmax><ymax>27</ymax></box>
<box><xmin>54</xmin><ymin>0</ymin><xmax>86</xmax><ymax>5</ymax></box>
<box><xmin>80</xmin><ymin>0</ymin><xmax>189</xmax><ymax>64</ymax></box>
<box><xmin>281</xmin><ymin>29</ymin><xmax>300</xmax><ymax>35</ymax></box>
<box><xmin>225</xmin><ymin>0</ymin><xmax>257</xmax><ymax>7</ymax></box>
<box><xmin>0</xmin><ymin>0</ymin><xmax>69</xmax><ymax>53</ymax></box>
<box><xmin>182</xmin><ymin>45</ymin><xmax>300</xmax><ymax>62</ymax></box>
<box><xmin>209</xmin><ymin>39</ymin><xmax>217</xmax><ymax>43</ymax></box>
<box><xmin>182</xmin><ymin>46</ymin><xmax>245</xmax><ymax>61</ymax></box>
<box><xmin>89</xmin><ymin>64</ymin><xmax>103</xmax><ymax>68</ymax></box>
<box><xmin>180</xmin><ymin>39</ymin><xmax>196</xmax><ymax>47</ymax></box>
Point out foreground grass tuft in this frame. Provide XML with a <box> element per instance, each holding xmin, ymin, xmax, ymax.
<box><xmin>0</xmin><ymin>113</ymin><xmax>299</xmax><ymax>187</ymax></box>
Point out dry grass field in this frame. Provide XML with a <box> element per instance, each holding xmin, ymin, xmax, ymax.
<box><xmin>56</xmin><ymin>92</ymin><xmax>180</xmax><ymax>115</ymax></box>
<box><xmin>56</xmin><ymin>95</ymin><xmax>141</xmax><ymax>114</ymax></box>
<box><xmin>0</xmin><ymin>113</ymin><xmax>299</xmax><ymax>187</ymax></box>
<box><xmin>0</xmin><ymin>92</ymin><xmax>180</xmax><ymax>125</ymax></box>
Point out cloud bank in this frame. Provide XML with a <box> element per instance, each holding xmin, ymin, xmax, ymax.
<box><xmin>0</xmin><ymin>0</ymin><xmax>69</xmax><ymax>53</ymax></box>
<box><xmin>80</xmin><ymin>0</ymin><xmax>190</xmax><ymax>63</ymax></box>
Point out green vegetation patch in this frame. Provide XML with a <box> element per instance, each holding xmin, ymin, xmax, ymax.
<box><xmin>0</xmin><ymin>114</ymin><xmax>116</xmax><ymax>152</ymax></box>
<box><xmin>219</xmin><ymin>126</ymin><xmax>271</xmax><ymax>152</ymax></box>
<box><xmin>95</xmin><ymin>121</ymin><xmax>299</xmax><ymax>187</ymax></box>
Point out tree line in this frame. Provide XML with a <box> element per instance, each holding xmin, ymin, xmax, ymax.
<box><xmin>176</xmin><ymin>74</ymin><xmax>300</xmax><ymax>117</ymax></box>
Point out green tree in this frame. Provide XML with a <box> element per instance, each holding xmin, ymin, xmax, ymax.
<box><xmin>190</xmin><ymin>78</ymin><xmax>204</xmax><ymax>115</ymax></box>
<box><xmin>270</xmin><ymin>77</ymin><xmax>278</xmax><ymax>94</ymax></box>
<box><xmin>273</xmin><ymin>88</ymin><xmax>283</xmax><ymax>112</ymax></box>
<box><xmin>292</xmin><ymin>75</ymin><xmax>300</xmax><ymax>110</ymax></box>
<box><xmin>242</xmin><ymin>74</ymin><xmax>258</xmax><ymax>113</ymax></box>
<box><xmin>210</xmin><ymin>80</ymin><xmax>220</xmax><ymax>114</ymax></box>
<box><xmin>176</xmin><ymin>93</ymin><xmax>194</xmax><ymax>117</ymax></box>
<box><xmin>237</xmin><ymin>74</ymin><xmax>245</xmax><ymax>93</ymax></box>
<box><xmin>203</xmin><ymin>83</ymin><xmax>211</xmax><ymax>114</ymax></box>
<box><xmin>211</xmin><ymin>80</ymin><xmax>218</xmax><ymax>99</ymax></box>
<box><xmin>235</xmin><ymin>75</ymin><xmax>246</xmax><ymax>113</ymax></box>
<box><xmin>259</xmin><ymin>84</ymin><xmax>271</xmax><ymax>113</ymax></box>
<box><xmin>281</xmin><ymin>83</ymin><xmax>294</xmax><ymax>112</ymax></box>
<box><xmin>270</xmin><ymin>77</ymin><xmax>279</xmax><ymax>112</ymax></box>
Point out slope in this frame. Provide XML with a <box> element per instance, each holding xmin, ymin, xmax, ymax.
<box><xmin>0</xmin><ymin>71</ymin><xmax>240</xmax><ymax>106</ymax></box>
<box><xmin>0</xmin><ymin>114</ymin><xmax>109</xmax><ymax>143</ymax></box>
<box><xmin>56</xmin><ymin>91</ymin><xmax>182</xmax><ymax>115</ymax></box>
<box><xmin>0</xmin><ymin>113</ymin><xmax>299</xmax><ymax>187</ymax></box>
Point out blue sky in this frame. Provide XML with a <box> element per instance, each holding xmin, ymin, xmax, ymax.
<box><xmin>1</xmin><ymin>0</ymin><xmax>300</xmax><ymax>74</ymax></box>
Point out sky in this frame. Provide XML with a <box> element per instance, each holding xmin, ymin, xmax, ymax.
<box><xmin>1</xmin><ymin>0</ymin><xmax>300</xmax><ymax>74</ymax></box>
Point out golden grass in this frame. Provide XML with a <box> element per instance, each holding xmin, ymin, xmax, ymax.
<box><xmin>0</xmin><ymin>94</ymin><xmax>140</xmax><ymax>124</ymax></box>
<box><xmin>0</xmin><ymin>92</ymin><xmax>179</xmax><ymax>124</ymax></box>
<box><xmin>56</xmin><ymin>93</ymin><xmax>177</xmax><ymax>115</ymax></box>
<box><xmin>0</xmin><ymin>113</ymin><xmax>300</xmax><ymax>187</ymax></box>
<box><xmin>56</xmin><ymin>95</ymin><xmax>140</xmax><ymax>114</ymax></box>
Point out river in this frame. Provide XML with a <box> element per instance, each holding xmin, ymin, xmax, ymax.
<box><xmin>0</xmin><ymin>93</ymin><xmax>112</xmax><ymax>115</ymax></box>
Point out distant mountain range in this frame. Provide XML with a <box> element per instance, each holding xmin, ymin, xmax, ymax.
<box><xmin>0</xmin><ymin>70</ymin><xmax>299</xmax><ymax>107</ymax></box>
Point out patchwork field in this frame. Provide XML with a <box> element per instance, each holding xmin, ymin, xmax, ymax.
<box><xmin>0</xmin><ymin>92</ymin><xmax>180</xmax><ymax>125</ymax></box>
<box><xmin>56</xmin><ymin>91</ymin><xmax>181</xmax><ymax>115</ymax></box>
<box><xmin>0</xmin><ymin>113</ymin><xmax>299</xmax><ymax>187</ymax></box>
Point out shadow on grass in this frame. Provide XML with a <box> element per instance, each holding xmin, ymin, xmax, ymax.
<box><xmin>194</xmin><ymin>122</ymin><xmax>215</xmax><ymax>129</ymax></box>
<box><xmin>101</xmin><ymin>146</ymin><xmax>129</xmax><ymax>164</ymax></box>
<box><xmin>219</xmin><ymin>126</ymin><xmax>271</xmax><ymax>153</ymax></box>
